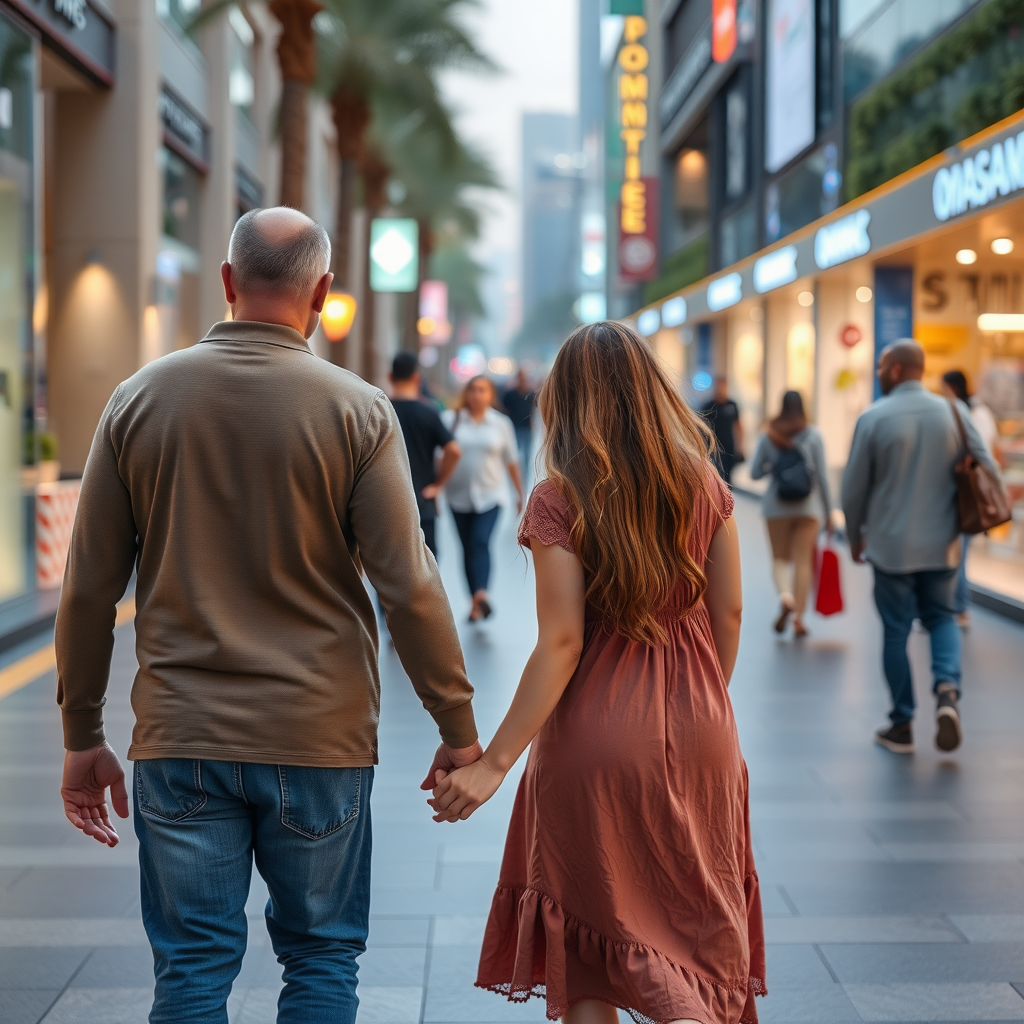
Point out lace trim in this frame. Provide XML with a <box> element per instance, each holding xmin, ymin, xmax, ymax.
<box><xmin>489</xmin><ymin>884</ymin><xmax>768</xmax><ymax>997</ymax></box>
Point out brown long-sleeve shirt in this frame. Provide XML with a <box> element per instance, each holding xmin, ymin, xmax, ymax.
<box><xmin>56</xmin><ymin>320</ymin><xmax>477</xmax><ymax>765</ymax></box>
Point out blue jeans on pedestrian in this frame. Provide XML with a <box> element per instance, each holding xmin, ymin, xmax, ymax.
<box><xmin>452</xmin><ymin>505</ymin><xmax>501</xmax><ymax>595</ymax></box>
<box><xmin>134</xmin><ymin>759</ymin><xmax>373</xmax><ymax>1024</ymax></box>
<box><xmin>872</xmin><ymin>567</ymin><xmax>961</xmax><ymax>725</ymax></box>
<box><xmin>953</xmin><ymin>535</ymin><xmax>971</xmax><ymax>615</ymax></box>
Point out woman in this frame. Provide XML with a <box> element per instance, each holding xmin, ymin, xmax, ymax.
<box><xmin>442</xmin><ymin>376</ymin><xmax>524</xmax><ymax>621</ymax></box>
<box><xmin>940</xmin><ymin>370</ymin><xmax>1000</xmax><ymax>628</ymax></box>
<box><xmin>427</xmin><ymin>323</ymin><xmax>765</xmax><ymax>1024</ymax></box>
<box><xmin>749</xmin><ymin>391</ymin><xmax>831</xmax><ymax>638</ymax></box>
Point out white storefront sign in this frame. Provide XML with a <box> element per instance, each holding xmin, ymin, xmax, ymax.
<box><xmin>765</xmin><ymin>0</ymin><xmax>815</xmax><ymax>173</ymax></box>
<box><xmin>932</xmin><ymin>132</ymin><xmax>1024</xmax><ymax>222</ymax></box>
<box><xmin>661</xmin><ymin>295</ymin><xmax>687</xmax><ymax>326</ymax></box>
<box><xmin>814</xmin><ymin>210</ymin><xmax>871</xmax><ymax>269</ymax></box>
<box><xmin>753</xmin><ymin>244</ymin><xmax>798</xmax><ymax>293</ymax></box>
<box><xmin>707</xmin><ymin>272</ymin><xmax>743</xmax><ymax>311</ymax></box>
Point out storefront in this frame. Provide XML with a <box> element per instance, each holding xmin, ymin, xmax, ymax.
<box><xmin>635</xmin><ymin>109</ymin><xmax>1024</xmax><ymax>615</ymax></box>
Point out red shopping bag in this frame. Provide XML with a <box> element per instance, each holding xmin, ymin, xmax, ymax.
<box><xmin>815</xmin><ymin>542</ymin><xmax>844</xmax><ymax>616</ymax></box>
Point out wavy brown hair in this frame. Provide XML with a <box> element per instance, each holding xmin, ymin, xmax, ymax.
<box><xmin>539</xmin><ymin>321</ymin><xmax>716</xmax><ymax>644</ymax></box>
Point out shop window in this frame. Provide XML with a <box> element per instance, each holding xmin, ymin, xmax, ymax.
<box><xmin>668</xmin><ymin>118</ymin><xmax>710</xmax><ymax>257</ymax></box>
<box><xmin>229</xmin><ymin>6</ymin><xmax>256</xmax><ymax>124</ymax></box>
<box><xmin>720</xmin><ymin>200</ymin><xmax>756</xmax><ymax>267</ymax></box>
<box><xmin>156</xmin><ymin>0</ymin><xmax>201</xmax><ymax>40</ymax></box>
<box><xmin>161</xmin><ymin>147</ymin><xmax>201</xmax><ymax>254</ymax></box>
<box><xmin>724</xmin><ymin>79</ymin><xmax>747</xmax><ymax>201</ymax></box>
<box><xmin>765</xmin><ymin>142</ymin><xmax>840</xmax><ymax>243</ymax></box>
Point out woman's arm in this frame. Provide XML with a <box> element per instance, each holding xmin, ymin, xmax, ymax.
<box><xmin>748</xmin><ymin>433</ymin><xmax>771</xmax><ymax>480</ymax></box>
<box><xmin>507</xmin><ymin>460</ymin><xmax>525</xmax><ymax>513</ymax></box>
<box><xmin>428</xmin><ymin>540</ymin><xmax>586</xmax><ymax>822</ymax></box>
<box><xmin>704</xmin><ymin>516</ymin><xmax>742</xmax><ymax>684</ymax></box>
<box><xmin>812</xmin><ymin>431</ymin><xmax>833</xmax><ymax>519</ymax></box>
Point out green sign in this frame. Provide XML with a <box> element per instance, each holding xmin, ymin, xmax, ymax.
<box><xmin>369</xmin><ymin>218</ymin><xmax>419</xmax><ymax>292</ymax></box>
<box><xmin>609</xmin><ymin>0</ymin><xmax>644</xmax><ymax>13</ymax></box>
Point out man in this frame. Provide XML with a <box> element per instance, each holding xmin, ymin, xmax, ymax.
<box><xmin>389</xmin><ymin>351</ymin><xmax>461</xmax><ymax>557</ymax></box>
<box><xmin>55</xmin><ymin>208</ymin><xmax>481</xmax><ymax>1023</ymax></box>
<box><xmin>699</xmin><ymin>376</ymin><xmax>744</xmax><ymax>485</ymax></box>
<box><xmin>842</xmin><ymin>340</ymin><xmax>996</xmax><ymax>755</ymax></box>
<box><xmin>502</xmin><ymin>367</ymin><xmax>536</xmax><ymax>484</ymax></box>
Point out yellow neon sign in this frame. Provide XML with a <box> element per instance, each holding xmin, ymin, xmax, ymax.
<box><xmin>618</xmin><ymin>16</ymin><xmax>649</xmax><ymax>236</ymax></box>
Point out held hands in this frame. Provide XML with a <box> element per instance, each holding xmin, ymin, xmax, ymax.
<box><xmin>419</xmin><ymin>739</ymin><xmax>484</xmax><ymax>792</ymax></box>
<box><xmin>61</xmin><ymin>743</ymin><xmax>129</xmax><ymax>847</ymax></box>
<box><xmin>427</xmin><ymin>758</ymin><xmax>506</xmax><ymax>823</ymax></box>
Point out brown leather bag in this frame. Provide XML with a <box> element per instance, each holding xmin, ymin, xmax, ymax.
<box><xmin>949</xmin><ymin>400</ymin><xmax>1012</xmax><ymax>535</ymax></box>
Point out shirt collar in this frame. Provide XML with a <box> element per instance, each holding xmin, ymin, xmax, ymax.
<box><xmin>890</xmin><ymin>380</ymin><xmax>925</xmax><ymax>395</ymax></box>
<box><xmin>200</xmin><ymin>319</ymin><xmax>311</xmax><ymax>354</ymax></box>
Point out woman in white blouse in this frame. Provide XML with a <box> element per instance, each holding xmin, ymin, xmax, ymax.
<box><xmin>442</xmin><ymin>376</ymin><xmax>524</xmax><ymax>621</ymax></box>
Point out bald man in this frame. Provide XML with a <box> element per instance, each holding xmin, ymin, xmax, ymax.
<box><xmin>55</xmin><ymin>208</ymin><xmax>481</xmax><ymax>1022</ymax></box>
<box><xmin>842</xmin><ymin>340</ymin><xmax>997</xmax><ymax>755</ymax></box>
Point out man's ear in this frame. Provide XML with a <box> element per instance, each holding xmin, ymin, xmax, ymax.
<box><xmin>311</xmin><ymin>272</ymin><xmax>334</xmax><ymax>313</ymax></box>
<box><xmin>221</xmin><ymin>262</ymin><xmax>237</xmax><ymax>304</ymax></box>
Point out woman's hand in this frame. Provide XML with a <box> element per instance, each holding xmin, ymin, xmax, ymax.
<box><xmin>428</xmin><ymin>759</ymin><xmax>506</xmax><ymax>822</ymax></box>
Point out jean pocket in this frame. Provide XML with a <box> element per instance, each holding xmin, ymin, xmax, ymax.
<box><xmin>135</xmin><ymin>759</ymin><xmax>207</xmax><ymax>822</ymax></box>
<box><xmin>278</xmin><ymin>765</ymin><xmax>363</xmax><ymax>840</ymax></box>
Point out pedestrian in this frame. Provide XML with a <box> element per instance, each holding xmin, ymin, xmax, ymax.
<box><xmin>443</xmin><ymin>375</ymin><xmax>524</xmax><ymax>622</ymax></box>
<box><xmin>427</xmin><ymin>321</ymin><xmax>766</xmax><ymax>1024</ymax></box>
<box><xmin>699</xmin><ymin>375</ymin><xmax>744</xmax><ymax>484</ymax></box>
<box><xmin>502</xmin><ymin>366</ymin><xmax>536</xmax><ymax>484</ymax></box>
<box><xmin>842</xmin><ymin>340</ymin><xmax>998</xmax><ymax>754</ymax></box>
<box><xmin>389</xmin><ymin>350</ymin><xmax>462</xmax><ymax>558</ymax></box>
<box><xmin>54</xmin><ymin>207</ymin><xmax>481</xmax><ymax>1024</ymax></box>
<box><xmin>749</xmin><ymin>390</ymin><xmax>833</xmax><ymax>638</ymax></box>
<box><xmin>939</xmin><ymin>369</ymin><xmax>1000</xmax><ymax>629</ymax></box>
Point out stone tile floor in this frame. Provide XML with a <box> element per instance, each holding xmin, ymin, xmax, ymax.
<box><xmin>2</xmin><ymin>495</ymin><xmax>1024</xmax><ymax>1023</ymax></box>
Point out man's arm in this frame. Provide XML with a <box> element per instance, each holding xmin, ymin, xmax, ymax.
<box><xmin>349</xmin><ymin>395</ymin><xmax>478</xmax><ymax>749</ymax></box>
<box><xmin>841</xmin><ymin>417</ymin><xmax>873</xmax><ymax>560</ymax></box>
<box><xmin>55</xmin><ymin>387</ymin><xmax>138</xmax><ymax>845</ymax></box>
<box><xmin>422</xmin><ymin>439</ymin><xmax>460</xmax><ymax>501</ymax></box>
<box><xmin>733</xmin><ymin>411</ymin><xmax>745</xmax><ymax>459</ymax></box>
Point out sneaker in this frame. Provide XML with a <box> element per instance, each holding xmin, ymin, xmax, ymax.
<box><xmin>875</xmin><ymin>722</ymin><xmax>914</xmax><ymax>753</ymax></box>
<box><xmin>935</xmin><ymin>684</ymin><xmax>962</xmax><ymax>752</ymax></box>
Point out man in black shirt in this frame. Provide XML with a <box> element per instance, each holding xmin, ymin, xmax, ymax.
<box><xmin>503</xmin><ymin>368</ymin><xmax>536</xmax><ymax>484</ymax></box>
<box><xmin>389</xmin><ymin>352</ymin><xmax>461</xmax><ymax>556</ymax></box>
<box><xmin>699</xmin><ymin>376</ymin><xmax>744</xmax><ymax>485</ymax></box>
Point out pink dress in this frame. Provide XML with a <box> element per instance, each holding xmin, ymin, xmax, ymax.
<box><xmin>476</xmin><ymin>476</ymin><xmax>766</xmax><ymax>1024</ymax></box>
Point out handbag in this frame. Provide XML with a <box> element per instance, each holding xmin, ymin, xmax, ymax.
<box><xmin>949</xmin><ymin>400</ymin><xmax>1012</xmax><ymax>535</ymax></box>
<box><xmin>815</xmin><ymin>538</ymin><xmax>844</xmax><ymax>616</ymax></box>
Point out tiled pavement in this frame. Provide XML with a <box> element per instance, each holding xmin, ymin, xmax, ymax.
<box><xmin>2</xmin><ymin>494</ymin><xmax>1024</xmax><ymax>1023</ymax></box>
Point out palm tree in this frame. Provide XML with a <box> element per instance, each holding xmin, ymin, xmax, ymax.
<box><xmin>314</xmin><ymin>0</ymin><xmax>495</xmax><ymax>292</ymax></box>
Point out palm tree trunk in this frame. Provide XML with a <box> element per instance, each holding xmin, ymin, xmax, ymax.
<box><xmin>359</xmin><ymin>148</ymin><xmax>390</xmax><ymax>386</ymax></box>
<box><xmin>269</xmin><ymin>0</ymin><xmax>322</xmax><ymax>209</ymax></box>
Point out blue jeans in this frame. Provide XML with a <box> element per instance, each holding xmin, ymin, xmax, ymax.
<box><xmin>452</xmin><ymin>505</ymin><xmax>501</xmax><ymax>594</ymax></box>
<box><xmin>873</xmin><ymin>567</ymin><xmax>961</xmax><ymax>725</ymax></box>
<box><xmin>134</xmin><ymin>759</ymin><xmax>373</xmax><ymax>1024</ymax></box>
<box><xmin>954</xmin><ymin>535</ymin><xmax>971</xmax><ymax>615</ymax></box>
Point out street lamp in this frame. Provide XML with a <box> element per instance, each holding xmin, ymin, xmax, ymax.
<box><xmin>321</xmin><ymin>292</ymin><xmax>357</xmax><ymax>340</ymax></box>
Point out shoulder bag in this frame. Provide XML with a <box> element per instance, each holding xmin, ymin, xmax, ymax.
<box><xmin>949</xmin><ymin>400</ymin><xmax>1012</xmax><ymax>535</ymax></box>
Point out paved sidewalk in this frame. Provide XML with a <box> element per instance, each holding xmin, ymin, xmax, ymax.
<box><xmin>2</xmin><ymin>495</ymin><xmax>1024</xmax><ymax>1023</ymax></box>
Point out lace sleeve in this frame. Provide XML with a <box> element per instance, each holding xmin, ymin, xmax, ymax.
<box><xmin>518</xmin><ymin>480</ymin><xmax>575</xmax><ymax>554</ymax></box>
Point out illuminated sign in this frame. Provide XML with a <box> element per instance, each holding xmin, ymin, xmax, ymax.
<box><xmin>707</xmin><ymin>273</ymin><xmax>743</xmax><ymax>311</ymax></box>
<box><xmin>933</xmin><ymin>132</ymin><xmax>1024</xmax><ymax>222</ymax></box>
<box><xmin>753</xmin><ymin>245</ymin><xmax>798</xmax><ymax>293</ymax></box>
<box><xmin>370</xmin><ymin>218</ymin><xmax>419</xmax><ymax>292</ymax></box>
<box><xmin>712</xmin><ymin>0</ymin><xmax>737</xmax><ymax>63</ymax></box>
<box><xmin>661</xmin><ymin>295</ymin><xmax>687</xmax><ymax>326</ymax></box>
<box><xmin>637</xmin><ymin>308</ymin><xmax>660</xmax><ymax>336</ymax></box>
<box><xmin>814</xmin><ymin>210</ymin><xmax>871</xmax><ymax>269</ymax></box>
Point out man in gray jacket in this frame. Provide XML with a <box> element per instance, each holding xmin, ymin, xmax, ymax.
<box><xmin>842</xmin><ymin>340</ymin><xmax>996</xmax><ymax>754</ymax></box>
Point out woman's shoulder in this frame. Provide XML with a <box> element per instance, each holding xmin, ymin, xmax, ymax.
<box><xmin>486</xmin><ymin>406</ymin><xmax>515</xmax><ymax>428</ymax></box>
<box><xmin>518</xmin><ymin>479</ymin><xmax>575</xmax><ymax>553</ymax></box>
<box><xmin>698</xmin><ymin>463</ymin><xmax>734</xmax><ymax>522</ymax></box>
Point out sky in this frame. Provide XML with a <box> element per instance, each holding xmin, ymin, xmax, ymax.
<box><xmin>441</xmin><ymin>0</ymin><xmax>579</xmax><ymax>348</ymax></box>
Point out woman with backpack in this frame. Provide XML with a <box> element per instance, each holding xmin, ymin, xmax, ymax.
<box><xmin>750</xmin><ymin>390</ymin><xmax>832</xmax><ymax>637</ymax></box>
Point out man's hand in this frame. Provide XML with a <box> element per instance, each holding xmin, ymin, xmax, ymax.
<box><xmin>850</xmin><ymin>539</ymin><xmax>866</xmax><ymax>564</ymax></box>
<box><xmin>419</xmin><ymin>740</ymin><xmax>483</xmax><ymax>792</ymax></box>
<box><xmin>428</xmin><ymin>759</ymin><xmax>506</xmax><ymax>822</ymax></box>
<box><xmin>421</xmin><ymin>483</ymin><xmax>441</xmax><ymax>501</ymax></box>
<box><xmin>61</xmin><ymin>744</ymin><xmax>129</xmax><ymax>847</ymax></box>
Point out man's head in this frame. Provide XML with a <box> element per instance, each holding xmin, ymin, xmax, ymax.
<box><xmin>516</xmin><ymin>367</ymin><xmax>531</xmax><ymax>392</ymax></box>
<box><xmin>221</xmin><ymin>208</ymin><xmax>333</xmax><ymax>338</ymax></box>
<box><xmin>714</xmin><ymin>376</ymin><xmax>729</xmax><ymax>403</ymax></box>
<box><xmin>877</xmin><ymin>339</ymin><xmax>925</xmax><ymax>395</ymax></box>
<box><xmin>390</xmin><ymin>351</ymin><xmax>421</xmax><ymax>395</ymax></box>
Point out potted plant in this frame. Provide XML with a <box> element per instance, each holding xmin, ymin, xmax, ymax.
<box><xmin>38</xmin><ymin>432</ymin><xmax>59</xmax><ymax>484</ymax></box>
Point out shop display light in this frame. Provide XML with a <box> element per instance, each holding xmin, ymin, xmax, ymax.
<box><xmin>955</xmin><ymin>248</ymin><xmax>977</xmax><ymax>264</ymax></box>
<box><xmin>855</xmin><ymin>286</ymin><xmax>873</xmax><ymax>302</ymax></box>
<box><xmin>978</xmin><ymin>313</ymin><xmax>1024</xmax><ymax>331</ymax></box>
<box><xmin>797</xmin><ymin>290</ymin><xmax>814</xmax><ymax>307</ymax></box>
<box><xmin>991</xmin><ymin>237</ymin><xmax>1014</xmax><ymax>255</ymax></box>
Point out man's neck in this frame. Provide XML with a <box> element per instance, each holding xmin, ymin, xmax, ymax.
<box><xmin>391</xmin><ymin>384</ymin><xmax>420</xmax><ymax>400</ymax></box>
<box><xmin>230</xmin><ymin>300</ymin><xmax>308</xmax><ymax>337</ymax></box>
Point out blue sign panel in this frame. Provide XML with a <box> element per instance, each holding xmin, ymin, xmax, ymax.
<box><xmin>873</xmin><ymin>267</ymin><xmax>913</xmax><ymax>398</ymax></box>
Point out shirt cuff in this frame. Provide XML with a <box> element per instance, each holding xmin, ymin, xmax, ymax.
<box><xmin>431</xmin><ymin>699</ymin><xmax>478</xmax><ymax>749</ymax></box>
<box><xmin>62</xmin><ymin>709</ymin><xmax>106</xmax><ymax>751</ymax></box>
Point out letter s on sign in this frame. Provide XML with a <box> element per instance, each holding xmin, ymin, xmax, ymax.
<box><xmin>922</xmin><ymin>272</ymin><xmax>947</xmax><ymax>312</ymax></box>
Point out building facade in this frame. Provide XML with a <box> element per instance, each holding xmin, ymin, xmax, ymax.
<box><xmin>628</xmin><ymin>0</ymin><xmax>1024</xmax><ymax>612</ymax></box>
<box><xmin>0</xmin><ymin>0</ymin><xmax>337</xmax><ymax>610</ymax></box>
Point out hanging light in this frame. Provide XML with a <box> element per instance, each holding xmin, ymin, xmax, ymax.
<box><xmin>321</xmin><ymin>293</ymin><xmax>357</xmax><ymax>340</ymax></box>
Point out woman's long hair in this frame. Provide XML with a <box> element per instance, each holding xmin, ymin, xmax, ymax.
<box><xmin>768</xmin><ymin>390</ymin><xmax>807</xmax><ymax>444</ymax></box>
<box><xmin>539</xmin><ymin>321</ymin><xmax>715</xmax><ymax>645</ymax></box>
